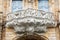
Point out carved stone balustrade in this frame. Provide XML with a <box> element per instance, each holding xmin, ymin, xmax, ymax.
<box><xmin>6</xmin><ymin>8</ymin><xmax>57</xmax><ymax>35</ymax></box>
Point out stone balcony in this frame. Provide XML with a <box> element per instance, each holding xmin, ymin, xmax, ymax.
<box><xmin>6</xmin><ymin>8</ymin><xmax>57</xmax><ymax>35</ymax></box>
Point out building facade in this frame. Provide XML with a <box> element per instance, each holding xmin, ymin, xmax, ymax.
<box><xmin>0</xmin><ymin>0</ymin><xmax>60</xmax><ymax>40</ymax></box>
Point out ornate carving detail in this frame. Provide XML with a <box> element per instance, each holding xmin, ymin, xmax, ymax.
<box><xmin>6</xmin><ymin>8</ymin><xmax>57</xmax><ymax>35</ymax></box>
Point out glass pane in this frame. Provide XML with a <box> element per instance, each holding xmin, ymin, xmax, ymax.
<box><xmin>12</xmin><ymin>0</ymin><xmax>23</xmax><ymax>12</ymax></box>
<box><xmin>38</xmin><ymin>0</ymin><xmax>49</xmax><ymax>12</ymax></box>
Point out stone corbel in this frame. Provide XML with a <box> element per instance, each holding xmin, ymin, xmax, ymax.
<box><xmin>6</xmin><ymin>8</ymin><xmax>57</xmax><ymax>35</ymax></box>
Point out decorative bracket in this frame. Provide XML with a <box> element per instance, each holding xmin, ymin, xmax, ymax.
<box><xmin>6</xmin><ymin>8</ymin><xmax>57</xmax><ymax>35</ymax></box>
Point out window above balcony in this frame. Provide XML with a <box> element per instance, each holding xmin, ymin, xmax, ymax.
<box><xmin>12</xmin><ymin>0</ymin><xmax>23</xmax><ymax>12</ymax></box>
<box><xmin>38</xmin><ymin>0</ymin><xmax>49</xmax><ymax>12</ymax></box>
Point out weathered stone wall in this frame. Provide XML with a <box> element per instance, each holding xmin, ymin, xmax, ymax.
<box><xmin>49</xmin><ymin>0</ymin><xmax>59</xmax><ymax>21</ymax></box>
<box><xmin>0</xmin><ymin>12</ymin><xmax>3</xmax><ymax>40</ymax></box>
<box><xmin>0</xmin><ymin>0</ymin><xmax>3</xmax><ymax>40</ymax></box>
<box><xmin>5</xmin><ymin>27</ymin><xmax>59</xmax><ymax>40</ymax></box>
<box><xmin>0</xmin><ymin>0</ymin><xmax>3</xmax><ymax>12</ymax></box>
<box><xmin>3</xmin><ymin>0</ymin><xmax>60</xmax><ymax>40</ymax></box>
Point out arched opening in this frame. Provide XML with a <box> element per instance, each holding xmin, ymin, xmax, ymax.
<box><xmin>13</xmin><ymin>34</ymin><xmax>48</xmax><ymax>40</ymax></box>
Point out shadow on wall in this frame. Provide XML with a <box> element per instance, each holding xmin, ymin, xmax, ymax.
<box><xmin>13</xmin><ymin>34</ymin><xmax>49</xmax><ymax>40</ymax></box>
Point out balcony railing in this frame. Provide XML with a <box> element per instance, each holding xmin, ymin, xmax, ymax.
<box><xmin>6</xmin><ymin>8</ymin><xmax>57</xmax><ymax>35</ymax></box>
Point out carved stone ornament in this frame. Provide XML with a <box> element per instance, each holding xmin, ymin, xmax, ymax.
<box><xmin>6</xmin><ymin>8</ymin><xmax>57</xmax><ymax>35</ymax></box>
